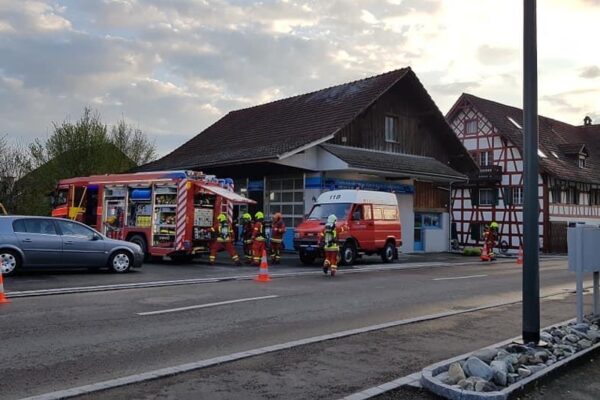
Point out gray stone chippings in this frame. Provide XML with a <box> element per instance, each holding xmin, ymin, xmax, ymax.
<box><xmin>463</xmin><ymin>357</ymin><xmax>494</xmax><ymax>381</ymax></box>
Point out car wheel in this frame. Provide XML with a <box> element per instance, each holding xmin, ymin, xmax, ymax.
<box><xmin>299</xmin><ymin>250</ymin><xmax>316</xmax><ymax>265</ymax></box>
<box><xmin>109</xmin><ymin>250</ymin><xmax>132</xmax><ymax>273</ymax></box>
<box><xmin>381</xmin><ymin>241</ymin><xmax>395</xmax><ymax>263</ymax></box>
<box><xmin>129</xmin><ymin>235</ymin><xmax>149</xmax><ymax>261</ymax></box>
<box><xmin>0</xmin><ymin>250</ymin><xmax>20</xmax><ymax>276</ymax></box>
<box><xmin>340</xmin><ymin>242</ymin><xmax>357</xmax><ymax>266</ymax></box>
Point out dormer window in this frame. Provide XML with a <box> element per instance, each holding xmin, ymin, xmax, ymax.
<box><xmin>579</xmin><ymin>155</ymin><xmax>586</xmax><ymax>168</ymax></box>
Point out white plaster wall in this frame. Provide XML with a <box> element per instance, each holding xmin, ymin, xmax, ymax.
<box><xmin>423</xmin><ymin>213</ymin><xmax>450</xmax><ymax>252</ymax></box>
<box><xmin>397</xmin><ymin>193</ymin><xmax>414</xmax><ymax>253</ymax></box>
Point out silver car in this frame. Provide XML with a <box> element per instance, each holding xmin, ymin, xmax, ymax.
<box><xmin>0</xmin><ymin>216</ymin><xmax>143</xmax><ymax>275</ymax></box>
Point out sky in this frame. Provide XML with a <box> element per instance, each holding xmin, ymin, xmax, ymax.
<box><xmin>1</xmin><ymin>0</ymin><xmax>599</xmax><ymax>156</ymax></box>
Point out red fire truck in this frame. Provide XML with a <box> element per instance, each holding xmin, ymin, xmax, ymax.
<box><xmin>51</xmin><ymin>170</ymin><xmax>255</xmax><ymax>259</ymax></box>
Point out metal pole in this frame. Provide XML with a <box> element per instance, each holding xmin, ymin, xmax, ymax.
<box><xmin>522</xmin><ymin>0</ymin><xmax>540</xmax><ymax>344</ymax></box>
<box><xmin>594</xmin><ymin>271</ymin><xmax>599</xmax><ymax>316</ymax></box>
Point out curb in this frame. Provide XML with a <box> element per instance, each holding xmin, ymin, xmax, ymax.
<box><xmin>6</xmin><ymin>259</ymin><xmax>516</xmax><ymax>298</ymax></box>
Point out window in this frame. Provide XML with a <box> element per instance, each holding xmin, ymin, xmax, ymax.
<box><xmin>57</xmin><ymin>220</ymin><xmax>95</xmax><ymax>239</ymax></box>
<box><xmin>579</xmin><ymin>156</ymin><xmax>586</xmax><ymax>168</ymax></box>
<box><xmin>382</xmin><ymin>206</ymin><xmax>398</xmax><ymax>221</ymax></box>
<box><xmin>385</xmin><ymin>116</ymin><xmax>398</xmax><ymax>143</ymax></box>
<box><xmin>13</xmin><ymin>219</ymin><xmax>58</xmax><ymax>235</ymax></box>
<box><xmin>372</xmin><ymin>206</ymin><xmax>384</xmax><ymax>220</ymax></box>
<box><xmin>470</xmin><ymin>223</ymin><xmax>483</xmax><ymax>240</ymax></box>
<box><xmin>267</xmin><ymin>176</ymin><xmax>304</xmax><ymax>227</ymax></box>
<box><xmin>512</xmin><ymin>187</ymin><xmax>524</xmax><ymax>205</ymax></box>
<box><xmin>465</xmin><ymin>119</ymin><xmax>478</xmax><ymax>135</ymax></box>
<box><xmin>479</xmin><ymin>188</ymin><xmax>497</xmax><ymax>206</ymax></box>
<box><xmin>352</xmin><ymin>204</ymin><xmax>373</xmax><ymax>221</ymax></box>
<box><xmin>421</xmin><ymin>213</ymin><xmax>441</xmax><ymax>228</ymax></box>
<box><xmin>308</xmin><ymin>203</ymin><xmax>352</xmax><ymax>221</ymax></box>
<box><xmin>479</xmin><ymin>151</ymin><xmax>494</xmax><ymax>167</ymax></box>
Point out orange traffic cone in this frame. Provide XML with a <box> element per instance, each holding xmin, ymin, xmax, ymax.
<box><xmin>255</xmin><ymin>249</ymin><xmax>271</xmax><ymax>282</ymax></box>
<box><xmin>517</xmin><ymin>246</ymin><xmax>524</xmax><ymax>265</ymax></box>
<box><xmin>480</xmin><ymin>243</ymin><xmax>490</xmax><ymax>262</ymax></box>
<box><xmin>0</xmin><ymin>272</ymin><xmax>11</xmax><ymax>304</ymax></box>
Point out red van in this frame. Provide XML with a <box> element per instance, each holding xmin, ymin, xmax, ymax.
<box><xmin>293</xmin><ymin>190</ymin><xmax>402</xmax><ymax>266</ymax></box>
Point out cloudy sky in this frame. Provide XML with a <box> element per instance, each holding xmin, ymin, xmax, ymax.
<box><xmin>1</xmin><ymin>0</ymin><xmax>599</xmax><ymax>155</ymax></box>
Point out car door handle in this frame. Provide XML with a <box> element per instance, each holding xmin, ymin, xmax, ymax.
<box><xmin>23</xmin><ymin>238</ymin><xmax>32</xmax><ymax>243</ymax></box>
<box><xmin>64</xmin><ymin>240</ymin><xmax>74</xmax><ymax>245</ymax></box>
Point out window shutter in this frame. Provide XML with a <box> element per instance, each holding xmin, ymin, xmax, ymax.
<box><xmin>503</xmin><ymin>187</ymin><xmax>513</xmax><ymax>206</ymax></box>
<box><xmin>470</xmin><ymin>223</ymin><xmax>480</xmax><ymax>240</ymax></box>
<box><xmin>470</xmin><ymin>188</ymin><xmax>479</xmax><ymax>206</ymax></box>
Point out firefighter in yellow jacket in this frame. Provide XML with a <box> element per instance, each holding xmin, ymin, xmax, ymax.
<box><xmin>319</xmin><ymin>214</ymin><xmax>341</xmax><ymax>277</ymax></box>
<box><xmin>209</xmin><ymin>213</ymin><xmax>241</xmax><ymax>265</ymax></box>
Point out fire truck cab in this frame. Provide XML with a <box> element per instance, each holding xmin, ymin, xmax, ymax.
<box><xmin>51</xmin><ymin>171</ymin><xmax>255</xmax><ymax>259</ymax></box>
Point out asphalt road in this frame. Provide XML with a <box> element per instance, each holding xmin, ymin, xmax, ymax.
<box><xmin>0</xmin><ymin>257</ymin><xmax>579</xmax><ymax>399</ymax></box>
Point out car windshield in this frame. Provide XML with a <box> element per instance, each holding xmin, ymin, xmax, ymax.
<box><xmin>307</xmin><ymin>203</ymin><xmax>351</xmax><ymax>221</ymax></box>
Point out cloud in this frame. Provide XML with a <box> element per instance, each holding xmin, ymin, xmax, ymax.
<box><xmin>0</xmin><ymin>0</ymin><xmax>599</xmax><ymax>155</ymax></box>
<box><xmin>580</xmin><ymin>65</ymin><xmax>600</xmax><ymax>79</ymax></box>
<box><xmin>477</xmin><ymin>45</ymin><xmax>518</xmax><ymax>66</ymax></box>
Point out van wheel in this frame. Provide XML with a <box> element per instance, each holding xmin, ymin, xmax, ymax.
<box><xmin>129</xmin><ymin>235</ymin><xmax>149</xmax><ymax>261</ymax></box>
<box><xmin>109</xmin><ymin>250</ymin><xmax>132</xmax><ymax>273</ymax></box>
<box><xmin>381</xmin><ymin>241</ymin><xmax>395</xmax><ymax>263</ymax></box>
<box><xmin>299</xmin><ymin>251</ymin><xmax>316</xmax><ymax>265</ymax></box>
<box><xmin>340</xmin><ymin>242</ymin><xmax>357</xmax><ymax>266</ymax></box>
<box><xmin>0</xmin><ymin>250</ymin><xmax>20</xmax><ymax>276</ymax></box>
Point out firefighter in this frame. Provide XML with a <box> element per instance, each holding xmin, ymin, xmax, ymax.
<box><xmin>482</xmin><ymin>223</ymin><xmax>496</xmax><ymax>261</ymax></box>
<box><xmin>241</xmin><ymin>213</ymin><xmax>254</xmax><ymax>264</ymax></box>
<box><xmin>270</xmin><ymin>212</ymin><xmax>286</xmax><ymax>264</ymax></box>
<box><xmin>319</xmin><ymin>214</ymin><xmax>340</xmax><ymax>277</ymax></box>
<box><xmin>251</xmin><ymin>211</ymin><xmax>267</xmax><ymax>265</ymax></box>
<box><xmin>209</xmin><ymin>213</ymin><xmax>241</xmax><ymax>266</ymax></box>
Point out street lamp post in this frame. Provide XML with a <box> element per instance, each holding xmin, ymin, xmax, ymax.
<box><xmin>522</xmin><ymin>0</ymin><xmax>540</xmax><ymax>344</ymax></box>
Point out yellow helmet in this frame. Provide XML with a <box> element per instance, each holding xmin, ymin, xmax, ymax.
<box><xmin>217</xmin><ymin>213</ymin><xmax>228</xmax><ymax>222</ymax></box>
<box><xmin>490</xmin><ymin>221</ymin><xmax>499</xmax><ymax>229</ymax></box>
<box><xmin>242</xmin><ymin>213</ymin><xmax>252</xmax><ymax>221</ymax></box>
<box><xmin>255</xmin><ymin>211</ymin><xmax>264</xmax><ymax>220</ymax></box>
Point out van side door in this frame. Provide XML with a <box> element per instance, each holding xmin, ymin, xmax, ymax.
<box><xmin>349</xmin><ymin>204</ymin><xmax>375</xmax><ymax>251</ymax></box>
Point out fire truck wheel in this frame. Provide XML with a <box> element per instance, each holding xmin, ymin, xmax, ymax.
<box><xmin>108</xmin><ymin>250</ymin><xmax>132</xmax><ymax>273</ymax></box>
<box><xmin>340</xmin><ymin>241</ymin><xmax>357</xmax><ymax>266</ymax></box>
<box><xmin>0</xmin><ymin>249</ymin><xmax>20</xmax><ymax>276</ymax></box>
<box><xmin>381</xmin><ymin>241</ymin><xmax>395</xmax><ymax>263</ymax></box>
<box><xmin>129</xmin><ymin>235</ymin><xmax>148</xmax><ymax>260</ymax></box>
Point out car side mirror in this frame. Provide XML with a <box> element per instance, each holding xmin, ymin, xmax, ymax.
<box><xmin>92</xmin><ymin>233</ymin><xmax>101</xmax><ymax>241</ymax></box>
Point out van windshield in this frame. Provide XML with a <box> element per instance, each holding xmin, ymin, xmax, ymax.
<box><xmin>307</xmin><ymin>203</ymin><xmax>352</xmax><ymax>221</ymax></box>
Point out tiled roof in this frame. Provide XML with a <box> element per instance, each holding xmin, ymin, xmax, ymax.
<box><xmin>456</xmin><ymin>94</ymin><xmax>600</xmax><ymax>185</ymax></box>
<box><xmin>138</xmin><ymin>68</ymin><xmax>411</xmax><ymax>171</ymax></box>
<box><xmin>320</xmin><ymin>144</ymin><xmax>466</xmax><ymax>181</ymax></box>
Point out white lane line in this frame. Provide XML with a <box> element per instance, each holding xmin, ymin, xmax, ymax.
<box><xmin>433</xmin><ymin>274</ymin><xmax>487</xmax><ymax>281</ymax></box>
<box><xmin>137</xmin><ymin>295</ymin><xmax>279</xmax><ymax>316</ymax></box>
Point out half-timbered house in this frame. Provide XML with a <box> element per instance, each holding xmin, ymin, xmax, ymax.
<box><xmin>137</xmin><ymin>68</ymin><xmax>477</xmax><ymax>252</ymax></box>
<box><xmin>447</xmin><ymin>93</ymin><xmax>600</xmax><ymax>253</ymax></box>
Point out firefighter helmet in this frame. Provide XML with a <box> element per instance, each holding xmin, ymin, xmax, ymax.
<box><xmin>490</xmin><ymin>221</ymin><xmax>499</xmax><ymax>229</ymax></box>
<box><xmin>327</xmin><ymin>214</ymin><xmax>337</xmax><ymax>225</ymax></box>
<box><xmin>255</xmin><ymin>211</ymin><xmax>264</xmax><ymax>220</ymax></box>
<box><xmin>273</xmin><ymin>212</ymin><xmax>282</xmax><ymax>222</ymax></box>
<box><xmin>242</xmin><ymin>213</ymin><xmax>252</xmax><ymax>221</ymax></box>
<box><xmin>217</xmin><ymin>213</ymin><xmax>228</xmax><ymax>223</ymax></box>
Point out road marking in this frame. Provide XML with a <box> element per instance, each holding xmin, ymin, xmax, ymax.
<box><xmin>137</xmin><ymin>295</ymin><xmax>279</xmax><ymax>316</ymax></box>
<box><xmin>20</xmin><ymin>287</ymin><xmax>581</xmax><ymax>400</ymax></box>
<box><xmin>433</xmin><ymin>274</ymin><xmax>487</xmax><ymax>281</ymax></box>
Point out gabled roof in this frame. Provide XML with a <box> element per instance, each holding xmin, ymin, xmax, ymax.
<box><xmin>320</xmin><ymin>144</ymin><xmax>466</xmax><ymax>181</ymax></box>
<box><xmin>558</xmin><ymin>143</ymin><xmax>588</xmax><ymax>156</ymax></box>
<box><xmin>448</xmin><ymin>93</ymin><xmax>600</xmax><ymax>185</ymax></box>
<box><xmin>139</xmin><ymin>68</ymin><xmax>411</xmax><ymax>171</ymax></box>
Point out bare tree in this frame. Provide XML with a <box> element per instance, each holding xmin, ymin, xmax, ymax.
<box><xmin>0</xmin><ymin>135</ymin><xmax>32</xmax><ymax>213</ymax></box>
<box><xmin>109</xmin><ymin>119</ymin><xmax>157</xmax><ymax>166</ymax></box>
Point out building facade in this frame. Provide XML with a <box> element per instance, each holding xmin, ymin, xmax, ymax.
<box><xmin>447</xmin><ymin>94</ymin><xmax>600</xmax><ymax>253</ymax></box>
<box><xmin>138</xmin><ymin>68</ymin><xmax>477</xmax><ymax>253</ymax></box>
